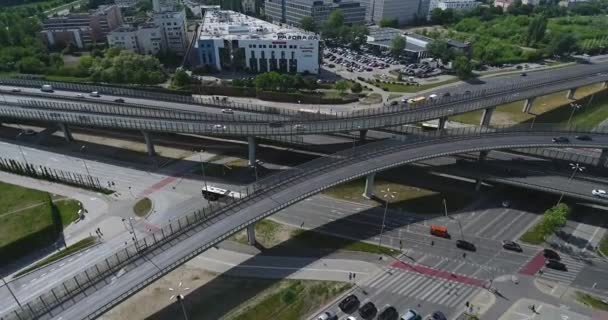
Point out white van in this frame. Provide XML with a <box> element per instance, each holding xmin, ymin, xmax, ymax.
<box><xmin>41</xmin><ymin>84</ymin><xmax>54</xmax><ymax>92</ymax></box>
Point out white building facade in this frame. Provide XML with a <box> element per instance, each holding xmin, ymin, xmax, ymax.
<box><xmin>428</xmin><ymin>0</ymin><xmax>480</xmax><ymax>15</ymax></box>
<box><xmin>107</xmin><ymin>23</ymin><xmax>165</xmax><ymax>55</ymax></box>
<box><xmin>107</xmin><ymin>26</ymin><xmax>139</xmax><ymax>52</ymax></box>
<box><xmin>196</xmin><ymin>9</ymin><xmax>319</xmax><ymax>74</ymax></box>
<box><xmin>153</xmin><ymin>10</ymin><xmax>188</xmax><ymax>55</ymax></box>
<box><xmin>153</xmin><ymin>0</ymin><xmax>179</xmax><ymax>12</ymax></box>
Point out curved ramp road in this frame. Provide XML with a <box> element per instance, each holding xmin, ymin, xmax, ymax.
<box><xmin>0</xmin><ymin>65</ymin><xmax>607</xmax><ymax>136</ymax></box>
<box><xmin>3</xmin><ymin>126</ymin><xmax>608</xmax><ymax>320</ymax></box>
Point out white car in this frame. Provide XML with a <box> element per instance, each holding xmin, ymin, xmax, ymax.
<box><xmin>212</xmin><ymin>124</ymin><xmax>226</xmax><ymax>130</ymax></box>
<box><xmin>592</xmin><ymin>189</ymin><xmax>608</xmax><ymax>198</ymax></box>
<box><xmin>346</xmin><ymin>317</ymin><xmax>358</xmax><ymax>320</ymax></box>
<box><xmin>76</xmin><ymin>94</ymin><xmax>84</xmax><ymax>98</ymax></box>
<box><xmin>221</xmin><ymin>109</ymin><xmax>234</xmax><ymax>114</ymax></box>
<box><xmin>293</xmin><ymin>124</ymin><xmax>306</xmax><ymax>130</ymax></box>
<box><xmin>400</xmin><ymin>308</ymin><xmax>419</xmax><ymax>320</ymax></box>
<box><xmin>428</xmin><ymin>94</ymin><xmax>438</xmax><ymax>100</ymax></box>
<box><xmin>316</xmin><ymin>311</ymin><xmax>336</xmax><ymax>320</ymax></box>
<box><xmin>90</xmin><ymin>91</ymin><xmax>100</xmax><ymax>97</ymax></box>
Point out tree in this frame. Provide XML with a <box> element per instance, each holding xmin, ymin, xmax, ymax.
<box><xmin>379</xmin><ymin>18</ymin><xmax>398</xmax><ymax>28</ymax></box>
<box><xmin>526</xmin><ymin>15</ymin><xmax>547</xmax><ymax>46</ymax></box>
<box><xmin>335</xmin><ymin>80</ymin><xmax>350</xmax><ymax>95</ymax></box>
<box><xmin>390</xmin><ymin>35</ymin><xmax>406</xmax><ymax>55</ymax></box>
<box><xmin>547</xmin><ymin>32</ymin><xmax>578</xmax><ymax>57</ymax></box>
<box><xmin>348</xmin><ymin>25</ymin><xmax>369</xmax><ymax>50</ymax></box>
<box><xmin>350</xmin><ymin>82</ymin><xmax>363</xmax><ymax>93</ymax></box>
<box><xmin>452</xmin><ymin>53</ymin><xmax>473</xmax><ymax>79</ymax></box>
<box><xmin>300</xmin><ymin>16</ymin><xmax>316</xmax><ymax>32</ymax></box>
<box><xmin>427</xmin><ymin>40</ymin><xmax>454</xmax><ymax>63</ymax></box>
<box><xmin>322</xmin><ymin>10</ymin><xmax>344</xmax><ymax>39</ymax></box>
<box><xmin>172</xmin><ymin>69</ymin><xmax>191</xmax><ymax>88</ymax></box>
<box><xmin>17</xmin><ymin>56</ymin><xmax>46</xmax><ymax>74</ymax></box>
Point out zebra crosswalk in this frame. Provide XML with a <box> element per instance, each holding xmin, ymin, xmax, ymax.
<box><xmin>362</xmin><ymin>268</ymin><xmax>479</xmax><ymax>309</ymax></box>
<box><xmin>539</xmin><ymin>254</ymin><xmax>587</xmax><ymax>285</ymax></box>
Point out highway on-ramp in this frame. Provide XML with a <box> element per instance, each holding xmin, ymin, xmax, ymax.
<box><xmin>4</xmin><ymin>127</ymin><xmax>608</xmax><ymax>320</ymax></box>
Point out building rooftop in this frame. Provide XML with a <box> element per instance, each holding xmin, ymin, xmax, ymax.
<box><xmin>199</xmin><ymin>9</ymin><xmax>316</xmax><ymax>41</ymax></box>
<box><xmin>111</xmin><ymin>25</ymin><xmax>137</xmax><ymax>33</ymax></box>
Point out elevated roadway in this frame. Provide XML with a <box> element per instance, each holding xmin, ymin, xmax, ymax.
<box><xmin>3</xmin><ymin>127</ymin><xmax>608</xmax><ymax>320</ymax></box>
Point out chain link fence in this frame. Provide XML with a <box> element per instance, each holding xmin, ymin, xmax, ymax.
<box><xmin>1</xmin><ymin>125</ymin><xmax>607</xmax><ymax>320</ymax></box>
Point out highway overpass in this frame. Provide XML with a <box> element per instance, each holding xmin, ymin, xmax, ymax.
<box><xmin>3</xmin><ymin>126</ymin><xmax>608</xmax><ymax>320</ymax></box>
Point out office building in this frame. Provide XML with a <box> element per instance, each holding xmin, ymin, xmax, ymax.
<box><xmin>153</xmin><ymin>9</ymin><xmax>189</xmax><ymax>55</ymax></box>
<box><xmin>368</xmin><ymin>0</ymin><xmax>423</xmax><ymax>25</ymax></box>
<box><xmin>265</xmin><ymin>0</ymin><xmax>366</xmax><ymax>27</ymax></box>
<box><xmin>107</xmin><ymin>23</ymin><xmax>165</xmax><ymax>55</ymax></box>
<box><xmin>195</xmin><ymin>9</ymin><xmax>319</xmax><ymax>73</ymax></box>
<box><xmin>40</xmin><ymin>27</ymin><xmax>93</xmax><ymax>49</ymax></box>
<box><xmin>41</xmin><ymin>5</ymin><xmax>123</xmax><ymax>43</ymax></box>
<box><xmin>114</xmin><ymin>0</ymin><xmax>137</xmax><ymax>7</ymax></box>
<box><xmin>428</xmin><ymin>0</ymin><xmax>480</xmax><ymax>18</ymax></box>
<box><xmin>242</xmin><ymin>0</ymin><xmax>256</xmax><ymax>14</ymax></box>
<box><xmin>153</xmin><ymin>0</ymin><xmax>179</xmax><ymax>12</ymax></box>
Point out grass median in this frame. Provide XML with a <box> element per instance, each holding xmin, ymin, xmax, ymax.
<box><xmin>520</xmin><ymin>203</ymin><xmax>570</xmax><ymax>245</ymax></box>
<box><xmin>15</xmin><ymin>236</ymin><xmax>97</xmax><ymax>277</ymax></box>
<box><xmin>575</xmin><ymin>291</ymin><xmax>608</xmax><ymax>311</ymax></box>
<box><xmin>133</xmin><ymin>197</ymin><xmax>152</xmax><ymax>217</ymax></box>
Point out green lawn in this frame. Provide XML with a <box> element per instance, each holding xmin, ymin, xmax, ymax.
<box><xmin>600</xmin><ymin>235</ymin><xmax>608</xmax><ymax>256</ymax></box>
<box><xmin>519</xmin><ymin>223</ymin><xmax>546</xmax><ymax>245</ymax></box>
<box><xmin>0</xmin><ymin>181</ymin><xmax>81</xmax><ymax>261</ymax></box>
<box><xmin>133</xmin><ymin>197</ymin><xmax>152</xmax><ymax>217</ymax></box>
<box><xmin>360</xmin><ymin>93</ymin><xmax>383</xmax><ymax>104</ymax></box>
<box><xmin>376</xmin><ymin>78</ymin><xmax>460</xmax><ymax>93</ymax></box>
<box><xmin>45</xmin><ymin>74</ymin><xmax>90</xmax><ymax>82</ymax></box>
<box><xmin>575</xmin><ymin>291</ymin><xmax>608</xmax><ymax>311</ymax></box>
<box><xmin>323</xmin><ymin>178</ymin><xmax>474</xmax><ymax>214</ymax></box>
<box><xmin>15</xmin><ymin>236</ymin><xmax>97</xmax><ymax>277</ymax></box>
<box><xmin>228</xmin><ymin>280</ymin><xmax>352</xmax><ymax>320</ymax></box>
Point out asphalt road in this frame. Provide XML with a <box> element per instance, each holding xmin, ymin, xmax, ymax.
<box><xmin>6</xmin><ymin>130</ymin><xmax>608</xmax><ymax>320</ymax></box>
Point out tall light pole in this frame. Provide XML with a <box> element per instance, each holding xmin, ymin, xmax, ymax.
<box><xmin>567</xmin><ymin>103</ymin><xmax>581</xmax><ymax>128</ymax></box>
<box><xmin>80</xmin><ymin>145</ymin><xmax>92</xmax><ymax>178</ymax></box>
<box><xmin>378</xmin><ymin>188</ymin><xmax>397</xmax><ymax>249</ymax></box>
<box><xmin>198</xmin><ymin>150</ymin><xmax>208</xmax><ymax>193</ymax></box>
<box><xmin>557</xmin><ymin>163</ymin><xmax>585</xmax><ymax>204</ymax></box>
<box><xmin>15</xmin><ymin>132</ymin><xmax>28</xmax><ymax>164</ymax></box>
<box><xmin>122</xmin><ymin>217</ymin><xmax>141</xmax><ymax>251</ymax></box>
<box><xmin>444</xmin><ymin>198</ymin><xmax>464</xmax><ymax>240</ymax></box>
<box><xmin>169</xmin><ymin>282</ymin><xmax>190</xmax><ymax>320</ymax></box>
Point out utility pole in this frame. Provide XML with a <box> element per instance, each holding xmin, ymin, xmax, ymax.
<box><xmin>444</xmin><ymin>198</ymin><xmax>463</xmax><ymax>240</ymax></box>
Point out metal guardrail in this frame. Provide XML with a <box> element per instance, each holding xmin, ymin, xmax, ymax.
<box><xmin>2</xmin><ymin>125</ymin><xmax>608</xmax><ymax>320</ymax></box>
<box><xmin>1</xmin><ymin>70</ymin><xmax>608</xmax><ymax>137</ymax></box>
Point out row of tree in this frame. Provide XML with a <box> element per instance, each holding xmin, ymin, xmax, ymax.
<box><xmin>300</xmin><ymin>11</ymin><xmax>369</xmax><ymax>50</ymax></box>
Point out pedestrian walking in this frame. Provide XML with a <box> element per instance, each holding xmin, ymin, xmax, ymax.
<box><xmin>349</xmin><ymin>273</ymin><xmax>352</xmax><ymax>280</ymax></box>
<box><xmin>353</xmin><ymin>273</ymin><xmax>356</xmax><ymax>280</ymax></box>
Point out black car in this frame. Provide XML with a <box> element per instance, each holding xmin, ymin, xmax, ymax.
<box><xmin>443</xmin><ymin>92</ymin><xmax>451</xmax><ymax>97</ymax></box>
<box><xmin>543</xmin><ymin>248</ymin><xmax>561</xmax><ymax>261</ymax></box>
<box><xmin>521</xmin><ymin>72</ymin><xmax>527</xmax><ymax>76</ymax></box>
<box><xmin>546</xmin><ymin>260</ymin><xmax>567</xmax><ymax>271</ymax></box>
<box><xmin>575</xmin><ymin>135</ymin><xmax>592</xmax><ymax>141</ymax></box>
<box><xmin>456</xmin><ymin>240</ymin><xmax>476</xmax><ymax>252</ymax></box>
<box><xmin>114</xmin><ymin>98</ymin><xmax>125</xmax><ymax>103</ymax></box>
<box><xmin>339</xmin><ymin>294</ymin><xmax>359</xmax><ymax>313</ymax></box>
<box><xmin>431</xmin><ymin>311</ymin><xmax>448</xmax><ymax>320</ymax></box>
<box><xmin>552</xmin><ymin>137</ymin><xmax>569</xmax><ymax>143</ymax></box>
<box><xmin>268</xmin><ymin>122</ymin><xmax>284</xmax><ymax>128</ymax></box>
<box><xmin>358</xmin><ymin>302</ymin><xmax>377</xmax><ymax>319</ymax></box>
<box><xmin>502</xmin><ymin>240</ymin><xmax>523</xmax><ymax>252</ymax></box>
<box><xmin>464</xmin><ymin>90</ymin><xmax>472</xmax><ymax>95</ymax></box>
<box><xmin>377</xmin><ymin>306</ymin><xmax>399</xmax><ymax>320</ymax></box>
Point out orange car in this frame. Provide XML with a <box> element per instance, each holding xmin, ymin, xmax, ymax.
<box><xmin>430</xmin><ymin>225</ymin><xmax>451</xmax><ymax>239</ymax></box>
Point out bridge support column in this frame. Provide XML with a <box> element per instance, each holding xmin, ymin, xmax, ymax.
<box><xmin>362</xmin><ymin>173</ymin><xmax>376</xmax><ymax>199</ymax></box>
<box><xmin>248</xmin><ymin>137</ymin><xmax>256</xmax><ymax>167</ymax></box>
<box><xmin>58</xmin><ymin>123</ymin><xmax>73</xmax><ymax>142</ymax></box>
<box><xmin>474</xmin><ymin>179</ymin><xmax>483</xmax><ymax>191</ymax></box>
<box><xmin>247</xmin><ymin>224</ymin><xmax>256</xmax><ymax>245</ymax></box>
<box><xmin>603</xmin><ymin>81</ymin><xmax>608</xmax><ymax>89</ymax></box>
<box><xmin>599</xmin><ymin>149</ymin><xmax>608</xmax><ymax>168</ymax></box>
<box><xmin>522</xmin><ymin>98</ymin><xmax>534</xmax><ymax>113</ymax></box>
<box><xmin>438</xmin><ymin>116</ymin><xmax>448</xmax><ymax>130</ymax></box>
<box><xmin>566</xmin><ymin>88</ymin><xmax>577</xmax><ymax>100</ymax></box>
<box><xmin>141</xmin><ymin>131</ymin><xmax>155</xmax><ymax>156</ymax></box>
<box><xmin>479</xmin><ymin>150</ymin><xmax>489</xmax><ymax>162</ymax></box>
<box><xmin>359</xmin><ymin>129</ymin><xmax>368</xmax><ymax>141</ymax></box>
<box><xmin>480</xmin><ymin>107</ymin><xmax>495</xmax><ymax>127</ymax></box>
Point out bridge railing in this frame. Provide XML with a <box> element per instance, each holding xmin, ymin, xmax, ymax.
<box><xmin>2</xmin><ymin>124</ymin><xmax>607</xmax><ymax>320</ymax></box>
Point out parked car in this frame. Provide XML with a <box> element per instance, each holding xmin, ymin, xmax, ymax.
<box><xmin>378</xmin><ymin>306</ymin><xmax>399</xmax><ymax>320</ymax></box>
<box><xmin>502</xmin><ymin>240</ymin><xmax>522</xmax><ymax>252</ymax></box>
<box><xmin>316</xmin><ymin>311</ymin><xmax>337</xmax><ymax>320</ymax></box>
<box><xmin>359</xmin><ymin>302</ymin><xmax>377</xmax><ymax>319</ymax></box>
<box><xmin>399</xmin><ymin>308</ymin><xmax>419</xmax><ymax>320</ymax></box>
<box><xmin>575</xmin><ymin>135</ymin><xmax>592</xmax><ymax>141</ymax></box>
<box><xmin>592</xmin><ymin>189</ymin><xmax>608</xmax><ymax>198</ymax></box>
<box><xmin>552</xmin><ymin>137</ymin><xmax>569</xmax><ymax>143</ymax></box>
<box><xmin>543</xmin><ymin>248</ymin><xmax>561</xmax><ymax>261</ymax></box>
<box><xmin>546</xmin><ymin>260</ymin><xmax>567</xmax><ymax>271</ymax></box>
<box><xmin>456</xmin><ymin>240</ymin><xmax>476</xmax><ymax>252</ymax></box>
<box><xmin>339</xmin><ymin>294</ymin><xmax>360</xmax><ymax>312</ymax></box>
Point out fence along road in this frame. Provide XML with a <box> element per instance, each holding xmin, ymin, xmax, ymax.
<box><xmin>3</xmin><ymin>125</ymin><xmax>608</xmax><ymax>320</ymax></box>
<box><xmin>0</xmin><ymin>66</ymin><xmax>608</xmax><ymax>134</ymax></box>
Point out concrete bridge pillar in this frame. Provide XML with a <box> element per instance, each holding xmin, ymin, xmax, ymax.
<box><xmin>603</xmin><ymin>81</ymin><xmax>608</xmax><ymax>89</ymax></box>
<box><xmin>474</xmin><ymin>179</ymin><xmax>483</xmax><ymax>191</ymax></box>
<box><xmin>599</xmin><ymin>149</ymin><xmax>608</xmax><ymax>168</ymax></box>
<box><xmin>362</xmin><ymin>172</ymin><xmax>376</xmax><ymax>199</ymax></box>
<box><xmin>522</xmin><ymin>98</ymin><xmax>535</xmax><ymax>113</ymax></box>
<box><xmin>479</xmin><ymin>150</ymin><xmax>489</xmax><ymax>162</ymax></box>
<box><xmin>480</xmin><ymin>107</ymin><xmax>495</xmax><ymax>127</ymax></box>
<box><xmin>141</xmin><ymin>131</ymin><xmax>155</xmax><ymax>156</ymax></box>
<box><xmin>438</xmin><ymin>116</ymin><xmax>448</xmax><ymax>130</ymax></box>
<box><xmin>566</xmin><ymin>88</ymin><xmax>577</xmax><ymax>100</ymax></box>
<box><xmin>246</xmin><ymin>224</ymin><xmax>256</xmax><ymax>245</ymax></box>
<box><xmin>248</xmin><ymin>137</ymin><xmax>256</xmax><ymax>167</ymax></box>
<box><xmin>359</xmin><ymin>129</ymin><xmax>368</xmax><ymax>141</ymax></box>
<box><xmin>58</xmin><ymin>123</ymin><xmax>73</xmax><ymax>142</ymax></box>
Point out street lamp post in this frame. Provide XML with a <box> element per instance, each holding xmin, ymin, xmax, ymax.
<box><xmin>122</xmin><ymin>217</ymin><xmax>141</xmax><ymax>251</ymax></box>
<box><xmin>567</xmin><ymin>103</ymin><xmax>581</xmax><ymax>128</ymax></box>
<box><xmin>198</xmin><ymin>151</ymin><xmax>208</xmax><ymax>192</ymax></box>
<box><xmin>378</xmin><ymin>188</ymin><xmax>397</xmax><ymax>248</ymax></box>
<box><xmin>80</xmin><ymin>145</ymin><xmax>92</xmax><ymax>178</ymax></box>
<box><xmin>169</xmin><ymin>282</ymin><xmax>190</xmax><ymax>320</ymax></box>
<box><xmin>444</xmin><ymin>198</ymin><xmax>464</xmax><ymax>240</ymax></box>
<box><xmin>557</xmin><ymin>163</ymin><xmax>585</xmax><ymax>205</ymax></box>
<box><xmin>15</xmin><ymin>132</ymin><xmax>29</xmax><ymax>164</ymax></box>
